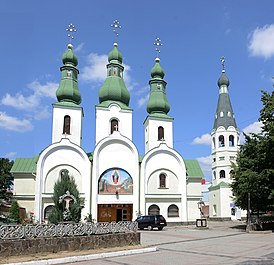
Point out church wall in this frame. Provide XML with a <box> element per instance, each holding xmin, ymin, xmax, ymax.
<box><xmin>95</xmin><ymin>104</ymin><xmax>133</xmax><ymax>144</ymax></box>
<box><xmin>219</xmin><ymin>188</ymin><xmax>233</xmax><ymax>217</ymax></box>
<box><xmin>14</xmin><ymin>174</ymin><xmax>35</xmax><ymax>196</ymax></box>
<box><xmin>186</xmin><ymin>178</ymin><xmax>202</xmax><ymax>197</ymax></box>
<box><xmin>187</xmin><ymin>199</ymin><xmax>202</xmax><ymax>221</ymax></box>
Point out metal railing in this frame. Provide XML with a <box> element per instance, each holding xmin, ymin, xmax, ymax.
<box><xmin>0</xmin><ymin>221</ymin><xmax>138</xmax><ymax>240</ymax></box>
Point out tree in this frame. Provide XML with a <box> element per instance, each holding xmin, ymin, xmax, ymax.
<box><xmin>48</xmin><ymin>170</ymin><xmax>82</xmax><ymax>224</ymax></box>
<box><xmin>231</xmin><ymin>90</ymin><xmax>274</xmax><ymax>214</ymax></box>
<box><xmin>0</xmin><ymin>158</ymin><xmax>14</xmax><ymax>200</ymax></box>
<box><xmin>8</xmin><ymin>200</ymin><xmax>21</xmax><ymax>223</ymax></box>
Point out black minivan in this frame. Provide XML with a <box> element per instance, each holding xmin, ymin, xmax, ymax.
<box><xmin>135</xmin><ymin>215</ymin><xmax>167</xmax><ymax>230</ymax></box>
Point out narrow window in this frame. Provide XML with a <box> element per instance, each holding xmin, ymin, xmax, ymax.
<box><xmin>212</xmin><ymin>137</ymin><xmax>215</xmax><ymax>148</ymax></box>
<box><xmin>213</xmin><ymin>171</ymin><xmax>216</xmax><ymax>180</ymax></box>
<box><xmin>168</xmin><ymin>204</ymin><xmax>179</xmax><ymax>217</ymax></box>
<box><xmin>111</xmin><ymin>119</ymin><xmax>119</xmax><ymax>134</ymax></box>
<box><xmin>63</xmin><ymin>115</ymin><xmax>71</xmax><ymax>135</ymax></box>
<box><xmin>159</xmin><ymin>173</ymin><xmax>166</xmax><ymax>188</ymax></box>
<box><xmin>229</xmin><ymin>135</ymin><xmax>234</xmax><ymax>147</ymax></box>
<box><xmin>158</xmin><ymin>126</ymin><xmax>164</xmax><ymax>140</ymax></box>
<box><xmin>44</xmin><ymin>205</ymin><xmax>54</xmax><ymax>220</ymax></box>
<box><xmin>218</xmin><ymin>135</ymin><xmax>225</xmax><ymax>147</ymax></box>
<box><xmin>220</xmin><ymin>170</ymin><xmax>225</xmax><ymax>178</ymax></box>
<box><xmin>148</xmin><ymin>204</ymin><xmax>160</xmax><ymax>215</ymax></box>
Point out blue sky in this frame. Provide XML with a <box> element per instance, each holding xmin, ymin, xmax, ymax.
<box><xmin>0</xmin><ymin>0</ymin><xmax>273</xmax><ymax>180</ymax></box>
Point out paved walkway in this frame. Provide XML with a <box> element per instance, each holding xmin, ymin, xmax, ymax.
<box><xmin>3</xmin><ymin>221</ymin><xmax>274</xmax><ymax>265</ymax></box>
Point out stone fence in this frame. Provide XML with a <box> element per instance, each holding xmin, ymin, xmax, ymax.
<box><xmin>0</xmin><ymin>222</ymin><xmax>140</xmax><ymax>257</ymax></box>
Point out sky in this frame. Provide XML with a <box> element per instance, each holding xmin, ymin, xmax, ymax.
<box><xmin>0</xmin><ymin>0</ymin><xmax>273</xmax><ymax>180</ymax></box>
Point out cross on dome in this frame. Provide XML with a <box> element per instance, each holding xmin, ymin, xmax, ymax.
<box><xmin>111</xmin><ymin>19</ymin><xmax>121</xmax><ymax>44</ymax></box>
<box><xmin>66</xmin><ymin>23</ymin><xmax>77</xmax><ymax>45</ymax></box>
<box><xmin>221</xmin><ymin>56</ymin><xmax>225</xmax><ymax>72</ymax></box>
<box><xmin>154</xmin><ymin>37</ymin><xmax>163</xmax><ymax>58</ymax></box>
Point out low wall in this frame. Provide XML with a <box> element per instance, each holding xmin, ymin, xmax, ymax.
<box><xmin>0</xmin><ymin>232</ymin><xmax>140</xmax><ymax>257</ymax></box>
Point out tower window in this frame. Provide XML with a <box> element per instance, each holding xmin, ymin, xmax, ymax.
<box><xmin>168</xmin><ymin>204</ymin><xmax>179</xmax><ymax>217</ymax></box>
<box><xmin>220</xmin><ymin>170</ymin><xmax>225</xmax><ymax>178</ymax></box>
<box><xmin>111</xmin><ymin>119</ymin><xmax>119</xmax><ymax>134</ymax></box>
<box><xmin>213</xmin><ymin>171</ymin><xmax>216</xmax><ymax>180</ymax></box>
<box><xmin>159</xmin><ymin>173</ymin><xmax>166</xmax><ymax>188</ymax></box>
<box><xmin>158</xmin><ymin>126</ymin><xmax>164</xmax><ymax>140</ymax></box>
<box><xmin>218</xmin><ymin>135</ymin><xmax>225</xmax><ymax>147</ymax></box>
<box><xmin>212</xmin><ymin>137</ymin><xmax>215</xmax><ymax>148</ymax></box>
<box><xmin>229</xmin><ymin>135</ymin><xmax>234</xmax><ymax>147</ymax></box>
<box><xmin>63</xmin><ymin>115</ymin><xmax>71</xmax><ymax>135</ymax></box>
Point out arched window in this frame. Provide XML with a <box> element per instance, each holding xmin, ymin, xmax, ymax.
<box><xmin>111</xmin><ymin>119</ymin><xmax>119</xmax><ymax>134</ymax></box>
<box><xmin>148</xmin><ymin>204</ymin><xmax>160</xmax><ymax>215</ymax></box>
<box><xmin>218</xmin><ymin>135</ymin><xmax>225</xmax><ymax>147</ymax></box>
<box><xmin>158</xmin><ymin>126</ymin><xmax>164</xmax><ymax>140</ymax></box>
<box><xmin>44</xmin><ymin>205</ymin><xmax>54</xmax><ymax>220</ymax></box>
<box><xmin>63</xmin><ymin>115</ymin><xmax>71</xmax><ymax>135</ymax></box>
<box><xmin>212</xmin><ymin>137</ymin><xmax>215</xmax><ymax>148</ymax></box>
<box><xmin>159</xmin><ymin>173</ymin><xmax>166</xmax><ymax>188</ymax></box>
<box><xmin>220</xmin><ymin>170</ymin><xmax>225</xmax><ymax>178</ymax></box>
<box><xmin>60</xmin><ymin>169</ymin><xmax>69</xmax><ymax>181</ymax></box>
<box><xmin>168</xmin><ymin>204</ymin><xmax>179</xmax><ymax>217</ymax></box>
<box><xmin>229</xmin><ymin>170</ymin><xmax>235</xmax><ymax>179</ymax></box>
<box><xmin>229</xmin><ymin>135</ymin><xmax>234</xmax><ymax>147</ymax></box>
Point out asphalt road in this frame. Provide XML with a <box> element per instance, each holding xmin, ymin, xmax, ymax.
<box><xmin>60</xmin><ymin>221</ymin><xmax>274</xmax><ymax>265</ymax></box>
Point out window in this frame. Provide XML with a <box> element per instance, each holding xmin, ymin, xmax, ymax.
<box><xmin>213</xmin><ymin>171</ymin><xmax>216</xmax><ymax>180</ymax></box>
<box><xmin>111</xmin><ymin>119</ymin><xmax>119</xmax><ymax>134</ymax></box>
<box><xmin>219</xmin><ymin>156</ymin><xmax>225</xmax><ymax>161</ymax></box>
<box><xmin>63</xmin><ymin>115</ymin><xmax>71</xmax><ymax>135</ymax></box>
<box><xmin>159</xmin><ymin>173</ymin><xmax>166</xmax><ymax>188</ymax></box>
<box><xmin>212</xmin><ymin>137</ymin><xmax>215</xmax><ymax>148</ymax></box>
<box><xmin>218</xmin><ymin>135</ymin><xmax>225</xmax><ymax>147</ymax></box>
<box><xmin>229</xmin><ymin>170</ymin><xmax>235</xmax><ymax>179</ymax></box>
<box><xmin>220</xmin><ymin>111</ymin><xmax>224</xmax><ymax>117</ymax></box>
<box><xmin>229</xmin><ymin>135</ymin><xmax>234</xmax><ymax>147</ymax></box>
<box><xmin>44</xmin><ymin>205</ymin><xmax>54</xmax><ymax>220</ymax></box>
<box><xmin>158</xmin><ymin>126</ymin><xmax>164</xmax><ymax>140</ymax></box>
<box><xmin>168</xmin><ymin>204</ymin><xmax>179</xmax><ymax>217</ymax></box>
<box><xmin>60</xmin><ymin>169</ymin><xmax>69</xmax><ymax>181</ymax></box>
<box><xmin>220</xmin><ymin>170</ymin><xmax>225</xmax><ymax>178</ymax></box>
<box><xmin>148</xmin><ymin>204</ymin><xmax>160</xmax><ymax>215</ymax></box>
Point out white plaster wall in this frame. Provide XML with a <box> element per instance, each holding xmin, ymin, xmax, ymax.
<box><xmin>220</xmin><ymin>187</ymin><xmax>233</xmax><ymax>217</ymax></box>
<box><xmin>96</xmin><ymin>104</ymin><xmax>132</xmax><ymax>144</ymax></box>
<box><xmin>140</xmin><ymin>143</ymin><xmax>187</xmax><ymax>222</ymax></box>
<box><xmin>144</xmin><ymin>117</ymin><xmax>173</xmax><ymax>153</ymax></box>
<box><xmin>35</xmin><ymin>138</ymin><xmax>91</xmax><ymax>221</ymax></box>
<box><xmin>52</xmin><ymin>105</ymin><xmax>83</xmax><ymax>146</ymax></box>
<box><xmin>14</xmin><ymin>174</ymin><xmax>35</xmax><ymax>195</ymax></box>
<box><xmin>209</xmin><ymin>189</ymin><xmax>221</xmax><ymax>217</ymax></box>
<box><xmin>187</xmin><ymin>200</ymin><xmax>201</xmax><ymax>221</ymax></box>
<box><xmin>187</xmin><ymin>179</ymin><xmax>202</xmax><ymax>197</ymax></box>
<box><xmin>92</xmin><ymin>132</ymin><xmax>139</xmax><ymax>221</ymax></box>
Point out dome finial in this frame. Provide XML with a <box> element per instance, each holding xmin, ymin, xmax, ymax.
<box><xmin>111</xmin><ymin>19</ymin><xmax>121</xmax><ymax>45</ymax></box>
<box><xmin>221</xmin><ymin>56</ymin><xmax>225</xmax><ymax>73</ymax></box>
<box><xmin>154</xmin><ymin>37</ymin><xmax>163</xmax><ymax>59</ymax></box>
<box><xmin>66</xmin><ymin>23</ymin><xmax>77</xmax><ymax>47</ymax></box>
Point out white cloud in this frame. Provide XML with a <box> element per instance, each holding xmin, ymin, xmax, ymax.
<box><xmin>0</xmin><ymin>112</ymin><xmax>33</xmax><ymax>132</ymax></box>
<box><xmin>137</xmin><ymin>94</ymin><xmax>149</xmax><ymax>108</ymax></box>
<box><xmin>240</xmin><ymin>121</ymin><xmax>263</xmax><ymax>143</ymax></box>
<box><xmin>27</xmin><ymin>81</ymin><xmax>57</xmax><ymax>99</ymax></box>
<box><xmin>248</xmin><ymin>24</ymin><xmax>274</xmax><ymax>59</ymax></box>
<box><xmin>192</xmin><ymin>133</ymin><xmax>211</xmax><ymax>145</ymax></box>
<box><xmin>196</xmin><ymin>155</ymin><xmax>212</xmax><ymax>180</ymax></box>
<box><xmin>5</xmin><ymin>152</ymin><xmax>17</xmax><ymax>160</ymax></box>
<box><xmin>80</xmin><ymin>53</ymin><xmax>108</xmax><ymax>83</ymax></box>
<box><xmin>74</xmin><ymin>43</ymin><xmax>85</xmax><ymax>53</ymax></box>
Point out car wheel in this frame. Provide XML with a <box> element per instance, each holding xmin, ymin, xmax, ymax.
<box><xmin>158</xmin><ymin>227</ymin><xmax>163</xmax><ymax>231</ymax></box>
<box><xmin>147</xmin><ymin>225</ymin><xmax>152</xmax><ymax>231</ymax></box>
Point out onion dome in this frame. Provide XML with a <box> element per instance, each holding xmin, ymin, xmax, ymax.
<box><xmin>218</xmin><ymin>70</ymin><xmax>230</xmax><ymax>87</ymax></box>
<box><xmin>151</xmin><ymin>58</ymin><xmax>165</xmax><ymax>79</ymax></box>
<box><xmin>62</xmin><ymin>44</ymin><xmax>78</xmax><ymax>67</ymax></box>
<box><xmin>98</xmin><ymin>43</ymin><xmax>130</xmax><ymax>107</ymax></box>
<box><xmin>147</xmin><ymin>58</ymin><xmax>170</xmax><ymax>115</ymax></box>
<box><xmin>56</xmin><ymin>44</ymin><xmax>81</xmax><ymax>105</ymax></box>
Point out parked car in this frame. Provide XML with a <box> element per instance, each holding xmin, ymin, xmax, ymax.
<box><xmin>135</xmin><ymin>215</ymin><xmax>167</xmax><ymax>230</ymax></box>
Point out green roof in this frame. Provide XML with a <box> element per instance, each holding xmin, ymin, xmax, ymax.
<box><xmin>185</xmin><ymin>160</ymin><xmax>204</xmax><ymax>178</ymax></box>
<box><xmin>96</xmin><ymin>100</ymin><xmax>132</xmax><ymax>110</ymax></box>
<box><xmin>10</xmin><ymin>156</ymin><xmax>38</xmax><ymax>173</ymax></box>
<box><xmin>208</xmin><ymin>181</ymin><xmax>230</xmax><ymax>191</ymax></box>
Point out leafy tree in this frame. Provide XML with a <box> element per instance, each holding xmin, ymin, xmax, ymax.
<box><xmin>0</xmin><ymin>158</ymin><xmax>14</xmax><ymax>200</ymax></box>
<box><xmin>48</xmin><ymin>170</ymin><xmax>82</xmax><ymax>224</ymax></box>
<box><xmin>231</xmin><ymin>90</ymin><xmax>274</xmax><ymax>214</ymax></box>
<box><xmin>8</xmin><ymin>200</ymin><xmax>21</xmax><ymax>223</ymax></box>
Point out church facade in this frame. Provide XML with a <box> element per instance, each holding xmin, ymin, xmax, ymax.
<box><xmin>11</xmin><ymin>41</ymin><xmax>204</xmax><ymax>223</ymax></box>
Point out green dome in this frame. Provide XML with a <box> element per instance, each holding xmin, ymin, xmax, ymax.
<box><xmin>62</xmin><ymin>44</ymin><xmax>78</xmax><ymax>66</ymax></box>
<box><xmin>108</xmin><ymin>43</ymin><xmax>123</xmax><ymax>63</ymax></box>
<box><xmin>218</xmin><ymin>70</ymin><xmax>230</xmax><ymax>87</ymax></box>
<box><xmin>151</xmin><ymin>58</ymin><xmax>165</xmax><ymax>79</ymax></box>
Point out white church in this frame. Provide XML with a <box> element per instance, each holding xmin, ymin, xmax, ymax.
<box><xmin>11</xmin><ymin>34</ymin><xmax>205</xmax><ymax>223</ymax></box>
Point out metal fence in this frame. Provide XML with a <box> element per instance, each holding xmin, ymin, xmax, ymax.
<box><xmin>0</xmin><ymin>221</ymin><xmax>138</xmax><ymax>240</ymax></box>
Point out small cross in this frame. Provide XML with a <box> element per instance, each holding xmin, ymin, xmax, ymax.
<box><xmin>221</xmin><ymin>56</ymin><xmax>225</xmax><ymax>71</ymax></box>
<box><xmin>111</xmin><ymin>19</ymin><xmax>121</xmax><ymax>43</ymax></box>
<box><xmin>66</xmin><ymin>23</ymin><xmax>77</xmax><ymax>45</ymax></box>
<box><xmin>154</xmin><ymin>37</ymin><xmax>163</xmax><ymax>58</ymax></box>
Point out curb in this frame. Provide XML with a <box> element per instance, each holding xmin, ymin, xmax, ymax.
<box><xmin>3</xmin><ymin>247</ymin><xmax>158</xmax><ymax>265</ymax></box>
